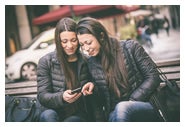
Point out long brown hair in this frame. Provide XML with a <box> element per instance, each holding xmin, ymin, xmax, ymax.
<box><xmin>55</xmin><ymin>17</ymin><xmax>79</xmax><ymax>89</ymax></box>
<box><xmin>77</xmin><ymin>17</ymin><xmax>129</xmax><ymax>98</ymax></box>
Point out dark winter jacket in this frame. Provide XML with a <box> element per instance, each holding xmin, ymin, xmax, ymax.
<box><xmin>37</xmin><ymin>50</ymin><xmax>92</xmax><ymax>119</ymax></box>
<box><xmin>87</xmin><ymin>40</ymin><xmax>161</xmax><ymax>121</ymax></box>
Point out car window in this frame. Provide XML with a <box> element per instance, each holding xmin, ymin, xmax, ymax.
<box><xmin>22</xmin><ymin>33</ymin><xmax>43</xmax><ymax>49</ymax></box>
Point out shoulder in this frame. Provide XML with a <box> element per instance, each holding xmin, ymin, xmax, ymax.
<box><xmin>119</xmin><ymin>39</ymin><xmax>145</xmax><ymax>58</ymax></box>
<box><xmin>120</xmin><ymin>39</ymin><xmax>140</xmax><ymax>50</ymax></box>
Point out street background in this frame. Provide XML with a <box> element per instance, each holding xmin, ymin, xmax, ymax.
<box><xmin>143</xmin><ymin>29</ymin><xmax>179</xmax><ymax>61</ymax></box>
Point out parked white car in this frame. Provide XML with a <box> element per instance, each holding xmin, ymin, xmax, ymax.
<box><xmin>6</xmin><ymin>28</ymin><xmax>55</xmax><ymax>81</ymax></box>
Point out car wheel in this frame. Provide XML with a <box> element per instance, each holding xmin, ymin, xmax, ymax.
<box><xmin>21</xmin><ymin>62</ymin><xmax>37</xmax><ymax>81</ymax></box>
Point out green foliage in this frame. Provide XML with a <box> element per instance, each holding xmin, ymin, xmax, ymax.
<box><xmin>72</xmin><ymin>16</ymin><xmax>82</xmax><ymax>23</ymax></box>
<box><xmin>119</xmin><ymin>24</ymin><xmax>137</xmax><ymax>40</ymax></box>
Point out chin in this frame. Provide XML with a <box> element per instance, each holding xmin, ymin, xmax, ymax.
<box><xmin>68</xmin><ymin>54</ymin><xmax>76</xmax><ymax>56</ymax></box>
<box><xmin>66</xmin><ymin>52</ymin><xmax>75</xmax><ymax>55</ymax></box>
<box><xmin>92</xmin><ymin>52</ymin><xmax>98</xmax><ymax>56</ymax></box>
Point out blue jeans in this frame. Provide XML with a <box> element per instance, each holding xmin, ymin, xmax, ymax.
<box><xmin>109</xmin><ymin>101</ymin><xmax>160</xmax><ymax>122</ymax></box>
<box><xmin>141</xmin><ymin>33</ymin><xmax>152</xmax><ymax>43</ymax></box>
<box><xmin>39</xmin><ymin>109</ymin><xmax>86</xmax><ymax>122</ymax></box>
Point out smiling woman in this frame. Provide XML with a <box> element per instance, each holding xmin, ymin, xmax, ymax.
<box><xmin>76</xmin><ymin>17</ymin><xmax>162</xmax><ymax>122</ymax></box>
<box><xmin>36</xmin><ymin>17</ymin><xmax>95</xmax><ymax>122</ymax></box>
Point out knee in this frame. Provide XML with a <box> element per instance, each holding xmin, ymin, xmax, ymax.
<box><xmin>40</xmin><ymin>109</ymin><xmax>58</xmax><ymax>122</ymax></box>
<box><xmin>115</xmin><ymin>101</ymin><xmax>137</xmax><ymax>117</ymax></box>
<box><xmin>114</xmin><ymin>101</ymin><xmax>132</xmax><ymax>113</ymax></box>
<box><xmin>109</xmin><ymin>101</ymin><xmax>133</xmax><ymax>122</ymax></box>
<box><xmin>64</xmin><ymin>116</ymin><xmax>85</xmax><ymax>122</ymax></box>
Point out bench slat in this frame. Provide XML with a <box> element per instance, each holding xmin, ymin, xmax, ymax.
<box><xmin>5</xmin><ymin>87</ymin><xmax>37</xmax><ymax>95</ymax></box>
<box><xmin>5</xmin><ymin>81</ymin><xmax>37</xmax><ymax>89</ymax></box>
<box><xmin>160</xmin><ymin>81</ymin><xmax>180</xmax><ymax>87</ymax></box>
<box><xmin>11</xmin><ymin>94</ymin><xmax>37</xmax><ymax>98</ymax></box>
<box><xmin>160</xmin><ymin>73</ymin><xmax>180</xmax><ymax>81</ymax></box>
<box><xmin>159</xmin><ymin>66</ymin><xmax>180</xmax><ymax>73</ymax></box>
<box><xmin>156</xmin><ymin>59</ymin><xmax>180</xmax><ymax>67</ymax></box>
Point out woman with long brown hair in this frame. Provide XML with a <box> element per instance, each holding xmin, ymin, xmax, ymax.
<box><xmin>76</xmin><ymin>17</ymin><xmax>161</xmax><ymax>122</ymax></box>
<box><xmin>37</xmin><ymin>17</ymin><xmax>94</xmax><ymax>122</ymax></box>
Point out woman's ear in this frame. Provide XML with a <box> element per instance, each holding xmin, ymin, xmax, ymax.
<box><xmin>100</xmin><ymin>32</ymin><xmax>105</xmax><ymax>42</ymax></box>
<box><xmin>100</xmin><ymin>32</ymin><xmax>106</xmax><ymax>46</ymax></box>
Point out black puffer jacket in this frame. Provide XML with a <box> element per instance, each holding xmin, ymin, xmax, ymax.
<box><xmin>87</xmin><ymin>40</ymin><xmax>161</xmax><ymax>121</ymax></box>
<box><xmin>37</xmin><ymin>51</ymin><xmax>91</xmax><ymax>114</ymax></box>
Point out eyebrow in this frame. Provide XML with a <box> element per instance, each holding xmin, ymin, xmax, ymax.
<box><xmin>61</xmin><ymin>37</ymin><xmax>77</xmax><ymax>41</ymax></box>
<box><xmin>81</xmin><ymin>40</ymin><xmax>91</xmax><ymax>44</ymax></box>
<box><xmin>85</xmin><ymin>40</ymin><xmax>92</xmax><ymax>43</ymax></box>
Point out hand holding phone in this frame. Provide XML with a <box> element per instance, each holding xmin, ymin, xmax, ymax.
<box><xmin>63</xmin><ymin>89</ymin><xmax>82</xmax><ymax>103</ymax></box>
<box><xmin>71</xmin><ymin>87</ymin><xmax>82</xmax><ymax>94</ymax></box>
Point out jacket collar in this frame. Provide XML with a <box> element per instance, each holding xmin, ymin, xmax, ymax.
<box><xmin>51</xmin><ymin>50</ymin><xmax>85</xmax><ymax>68</ymax></box>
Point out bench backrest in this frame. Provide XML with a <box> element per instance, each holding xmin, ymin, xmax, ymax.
<box><xmin>5</xmin><ymin>59</ymin><xmax>180</xmax><ymax>97</ymax></box>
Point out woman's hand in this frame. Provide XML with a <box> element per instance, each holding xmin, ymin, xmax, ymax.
<box><xmin>81</xmin><ymin>82</ymin><xmax>94</xmax><ymax>96</ymax></box>
<box><xmin>63</xmin><ymin>90</ymin><xmax>82</xmax><ymax>103</ymax></box>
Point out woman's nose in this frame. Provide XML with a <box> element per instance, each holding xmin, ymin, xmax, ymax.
<box><xmin>67</xmin><ymin>42</ymin><xmax>72</xmax><ymax>48</ymax></box>
<box><xmin>84</xmin><ymin>45</ymin><xmax>90</xmax><ymax>51</ymax></box>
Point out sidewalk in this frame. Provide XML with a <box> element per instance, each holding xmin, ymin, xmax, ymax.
<box><xmin>142</xmin><ymin>29</ymin><xmax>180</xmax><ymax>61</ymax></box>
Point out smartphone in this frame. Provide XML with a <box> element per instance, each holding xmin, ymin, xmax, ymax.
<box><xmin>71</xmin><ymin>87</ymin><xmax>82</xmax><ymax>94</ymax></box>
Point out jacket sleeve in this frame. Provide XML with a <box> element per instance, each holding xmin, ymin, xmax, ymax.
<box><xmin>37</xmin><ymin>55</ymin><xmax>65</xmax><ymax>109</ymax></box>
<box><xmin>129</xmin><ymin>42</ymin><xmax>161</xmax><ymax>101</ymax></box>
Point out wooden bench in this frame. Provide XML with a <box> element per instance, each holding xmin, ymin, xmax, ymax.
<box><xmin>5</xmin><ymin>81</ymin><xmax>37</xmax><ymax>97</ymax></box>
<box><xmin>155</xmin><ymin>58</ymin><xmax>180</xmax><ymax>87</ymax></box>
<box><xmin>5</xmin><ymin>58</ymin><xmax>180</xmax><ymax>97</ymax></box>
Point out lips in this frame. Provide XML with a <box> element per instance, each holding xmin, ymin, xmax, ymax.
<box><xmin>88</xmin><ymin>49</ymin><xmax>95</xmax><ymax>56</ymax></box>
<box><xmin>65</xmin><ymin>49</ymin><xmax>75</xmax><ymax>54</ymax></box>
<box><xmin>66</xmin><ymin>49</ymin><xmax>74</xmax><ymax>52</ymax></box>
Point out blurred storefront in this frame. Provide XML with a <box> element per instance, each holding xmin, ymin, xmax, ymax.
<box><xmin>5</xmin><ymin>5</ymin><xmax>180</xmax><ymax>57</ymax></box>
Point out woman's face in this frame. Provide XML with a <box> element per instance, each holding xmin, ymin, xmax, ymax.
<box><xmin>77</xmin><ymin>34</ymin><xmax>100</xmax><ymax>56</ymax></box>
<box><xmin>60</xmin><ymin>31</ymin><xmax>78</xmax><ymax>56</ymax></box>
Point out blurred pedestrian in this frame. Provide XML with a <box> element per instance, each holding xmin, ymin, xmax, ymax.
<box><xmin>151</xmin><ymin>16</ymin><xmax>159</xmax><ymax>38</ymax></box>
<box><xmin>138</xmin><ymin>22</ymin><xmax>153</xmax><ymax>48</ymax></box>
<box><xmin>163</xmin><ymin>15</ymin><xmax>170</xmax><ymax>36</ymax></box>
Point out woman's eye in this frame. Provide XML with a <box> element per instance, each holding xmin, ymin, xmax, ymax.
<box><xmin>61</xmin><ymin>40</ymin><xmax>67</xmax><ymax>43</ymax></box>
<box><xmin>86</xmin><ymin>41</ymin><xmax>92</xmax><ymax>45</ymax></box>
<box><xmin>71</xmin><ymin>38</ymin><xmax>77</xmax><ymax>42</ymax></box>
<box><xmin>79</xmin><ymin>43</ymin><xmax>84</xmax><ymax>46</ymax></box>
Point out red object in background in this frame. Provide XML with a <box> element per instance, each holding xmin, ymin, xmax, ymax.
<box><xmin>32</xmin><ymin>5</ymin><xmax>139</xmax><ymax>25</ymax></box>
